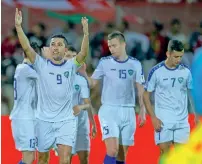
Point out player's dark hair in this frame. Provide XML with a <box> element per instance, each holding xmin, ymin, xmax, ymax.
<box><xmin>67</xmin><ymin>45</ymin><xmax>78</xmax><ymax>53</ymax></box>
<box><xmin>108</xmin><ymin>31</ymin><xmax>125</xmax><ymax>43</ymax></box>
<box><xmin>167</xmin><ymin>40</ymin><xmax>184</xmax><ymax>53</ymax></box>
<box><xmin>50</xmin><ymin>34</ymin><xmax>69</xmax><ymax>47</ymax></box>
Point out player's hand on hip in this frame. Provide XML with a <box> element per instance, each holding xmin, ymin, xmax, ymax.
<box><xmin>81</xmin><ymin>17</ymin><xmax>89</xmax><ymax>35</ymax></box>
<box><xmin>15</xmin><ymin>8</ymin><xmax>22</xmax><ymax>27</ymax></box>
<box><xmin>73</xmin><ymin>105</ymin><xmax>81</xmax><ymax>116</ymax></box>
<box><xmin>91</xmin><ymin>124</ymin><xmax>97</xmax><ymax>139</ymax></box>
<box><xmin>151</xmin><ymin>116</ymin><xmax>163</xmax><ymax>132</ymax></box>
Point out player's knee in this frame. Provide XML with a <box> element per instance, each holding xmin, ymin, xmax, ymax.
<box><xmin>79</xmin><ymin>156</ymin><xmax>88</xmax><ymax>164</ymax></box>
<box><xmin>106</xmin><ymin>146</ymin><xmax>119</xmax><ymax>157</ymax></box>
<box><xmin>116</xmin><ymin>152</ymin><xmax>126</xmax><ymax>161</ymax></box>
<box><xmin>22</xmin><ymin>151</ymin><xmax>35</xmax><ymax>164</ymax></box>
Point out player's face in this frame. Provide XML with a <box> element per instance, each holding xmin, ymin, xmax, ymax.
<box><xmin>50</xmin><ymin>38</ymin><xmax>67</xmax><ymax>61</ymax></box>
<box><xmin>65</xmin><ymin>51</ymin><xmax>77</xmax><ymax>60</ymax></box>
<box><xmin>108</xmin><ymin>38</ymin><xmax>125</xmax><ymax>58</ymax></box>
<box><xmin>166</xmin><ymin>51</ymin><xmax>184</xmax><ymax>67</ymax></box>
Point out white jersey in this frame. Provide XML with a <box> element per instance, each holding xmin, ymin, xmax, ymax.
<box><xmin>91</xmin><ymin>56</ymin><xmax>145</xmax><ymax>107</ymax></box>
<box><xmin>73</xmin><ymin>73</ymin><xmax>90</xmax><ymax>134</ymax></box>
<box><xmin>33</xmin><ymin>55</ymin><xmax>79</xmax><ymax>122</ymax></box>
<box><xmin>10</xmin><ymin>63</ymin><xmax>38</xmax><ymax>120</ymax></box>
<box><xmin>145</xmin><ymin>61</ymin><xmax>193</xmax><ymax>123</ymax></box>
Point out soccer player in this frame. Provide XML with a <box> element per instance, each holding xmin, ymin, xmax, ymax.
<box><xmin>9</xmin><ymin>43</ymin><xmax>39</xmax><ymax>164</ymax></box>
<box><xmin>66</xmin><ymin>46</ymin><xmax>97</xmax><ymax>164</ymax></box>
<box><xmin>81</xmin><ymin>31</ymin><xmax>146</xmax><ymax>164</ymax></box>
<box><xmin>15</xmin><ymin>8</ymin><xmax>89</xmax><ymax>164</ymax></box>
<box><xmin>143</xmin><ymin>40</ymin><xmax>199</xmax><ymax>156</ymax></box>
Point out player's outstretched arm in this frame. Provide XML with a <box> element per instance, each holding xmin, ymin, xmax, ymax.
<box><xmin>73</xmin><ymin>104</ymin><xmax>91</xmax><ymax>116</ymax></box>
<box><xmin>143</xmin><ymin>91</ymin><xmax>163</xmax><ymax>132</ymax></box>
<box><xmin>15</xmin><ymin>8</ymin><xmax>36</xmax><ymax>63</ymax></box>
<box><xmin>78</xmin><ymin>63</ymin><xmax>99</xmax><ymax>88</ymax></box>
<box><xmin>83</xmin><ymin>98</ymin><xmax>97</xmax><ymax>138</ymax></box>
<box><xmin>136</xmin><ymin>83</ymin><xmax>146</xmax><ymax>127</ymax></box>
<box><xmin>76</xmin><ymin>17</ymin><xmax>89</xmax><ymax>64</ymax></box>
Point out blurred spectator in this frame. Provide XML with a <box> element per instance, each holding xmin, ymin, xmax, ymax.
<box><xmin>1</xmin><ymin>28</ymin><xmax>19</xmax><ymax>59</ymax></box>
<box><xmin>90</xmin><ymin>22</ymin><xmax>115</xmax><ymax>68</ymax></box>
<box><xmin>119</xmin><ymin>20</ymin><xmax>150</xmax><ymax>61</ymax></box>
<box><xmin>146</xmin><ymin>20</ymin><xmax>169</xmax><ymax>63</ymax></box>
<box><xmin>189</xmin><ymin>20</ymin><xmax>202</xmax><ymax>52</ymax></box>
<box><xmin>167</xmin><ymin>18</ymin><xmax>187</xmax><ymax>44</ymax></box>
<box><xmin>51</xmin><ymin>21</ymin><xmax>78</xmax><ymax>49</ymax></box>
<box><xmin>27</xmin><ymin>22</ymin><xmax>47</xmax><ymax>48</ymax></box>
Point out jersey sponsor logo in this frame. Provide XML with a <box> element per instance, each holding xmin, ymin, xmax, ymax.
<box><xmin>128</xmin><ymin>69</ymin><xmax>134</xmax><ymax>76</ymax></box>
<box><xmin>178</xmin><ymin>77</ymin><xmax>184</xmax><ymax>83</ymax></box>
<box><xmin>49</xmin><ymin>72</ymin><xmax>54</xmax><ymax>75</ymax></box>
<box><xmin>75</xmin><ymin>84</ymin><xmax>80</xmax><ymax>91</ymax></box>
<box><xmin>64</xmin><ymin>71</ymin><xmax>69</xmax><ymax>78</ymax></box>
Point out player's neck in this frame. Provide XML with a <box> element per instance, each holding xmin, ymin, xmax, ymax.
<box><xmin>165</xmin><ymin>60</ymin><xmax>177</xmax><ymax>69</ymax></box>
<box><xmin>116</xmin><ymin>53</ymin><xmax>128</xmax><ymax>61</ymax></box>
<box><xmin>52</xmin><ymin>59</ymin><xmax>65</xmax><ymax>65</ymax></box>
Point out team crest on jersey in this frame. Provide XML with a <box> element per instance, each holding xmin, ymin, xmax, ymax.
<box><xmin>128</xmin><ymin>69</ymin><xmax>134</xmax><ymax>76</ymax></box>
<box><xmin>178</xmin><ymin>77</ymin><xmax>184</xmax><ymax>83</ymax></box>
<box><xmin>75</xmin><ymin>84</ymin><xmax>80</xmax><ymax>91</ymax></box>
<box><xmin>64</xmin><ymin>71</ymin><xmax>69</xmax><ymax>78</ymax></box>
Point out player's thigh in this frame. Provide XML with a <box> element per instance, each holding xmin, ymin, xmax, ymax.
<box><xmin>55</xmin><ymin>119</ymin><xmax>77</xmax><ymax>148</ymax></box>
<box><xmin>38</xmin><ymin>152</ymin><xmax>50</xmax><ymax>164</ymax></box>
<box><xmin>22</xmin><ymin>151</ymin><xmax>35</xmax><ymax>163</ymax></box>
<box><xmin>35</xmin><ymin>119</ymin><xmax>55</xmax><ymax>152</ymax></box>
<box><xmin>119</xmin><ymin>107</ymin><xmax>136</xmax><ymax>146</ymax></box>
<box><xmin>174</xmin><ymin>124</ymin><xmax>190</xmax><ymax>144</ymax></box>
<box><xmin>158</xmin><ymin>141</ymin><xmax>172</xmax><ymax>154</ymax></box>
<box><xmin>98</xmin><ymin>105</ymin><xmax>119</xmax><ymax>140</ymax></box>
<box><xmin>77</xmin><ymin>151</ymin><xmax>89</xmax><ymax>164</ymax></box>
<box><xmin>11</xmin><ymin>119</ymin><xmax>36</xmax><ymax>151</ymax></box>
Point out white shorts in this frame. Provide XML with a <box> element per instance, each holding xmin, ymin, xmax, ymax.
<box><xmin>98</xmin><ymin>104</ymin><xmax>136</xmax><ymax>146</ymax></box>
<box><xmin>11</xmin><ymin>119</ymin><xmax>36</xmax><ymax>151</ymax></box>
<box><xmin>155</xmin><ymin>122</ymin><xmax>190</xmax><ymax>145</ymax></box>
<box><xmin>72</xmin><ymin>134</ymin><xmax>90</xmax><ymax>155</ymax></box>
<box><xmin>35</xmin><ymin>118</ymin><xmax>77</xmax><ymax>152</ymax></box>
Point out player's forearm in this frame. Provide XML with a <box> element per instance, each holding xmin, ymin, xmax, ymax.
<box><xmin>87</xmin><ymin>106</ymin><xmax>96</xmax><ymax>126</ymax></box>
<box><xmin>77</xmin><ymin>104</ymin><xmax>91</xmax><ymax>111</ymax></box>
<box><xmin>137</xmin><ymin>83</ymin><xmax>146</xmax><ymax>112</ymax></box>
<box><xmin>143</xmin><ymin>91</ymin><xmax>155</xmax><ymax>117</ymax></box>
<box><xmin>188</xmin><ymin>90</ymin><xmax>198</xmax><ymax>116</ymax></box>
<box><xmin>77</xmin><ymin>34</ymin><xmax>89</xmax><ymax>63</ymax></box>
<box><xmin>15</xmin><ymin>25</ymin><xmax>35</xmax><ymax>63</ymax></box>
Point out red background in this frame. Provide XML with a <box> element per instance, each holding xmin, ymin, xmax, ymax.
<box><xmin>1</xmin><ymin>115</ymin><xmax>197</xmax><ymax>164</ymax></box>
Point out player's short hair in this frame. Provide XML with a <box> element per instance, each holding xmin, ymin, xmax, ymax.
<box><xmin>50</xmin><ymin>34</ymin><xmax>69</xmax><ymax>47</ymax></box>
<box><xmin>167</xmin><ymin>40</ymin><xmax>184</xmax><ymax>53</ymax></box>
<box><xmin>67</xmin><ymin>45</ymin><xmax>78</xmax><ymax>53</ymax></box>
<box><xmin>108</xmin><ymin>31</ymin><xmax>125</xmax><ymax>43</ymax></box>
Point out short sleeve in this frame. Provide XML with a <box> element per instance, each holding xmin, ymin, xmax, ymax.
<box><xmin>135</xmin><ymin>61</ymin><xmax>145</xmax><ymax>85</ymax></box>
<box><xmin>145</xmin><ymin>69</ymin><xmax>157</xmax><ymax>92</ymax></box>
<box><xmin>33</xmin><ymin>54</ymin><xmax>46</xmax><ymax>72</ymax></box>
<box><xmin>187</xmin><ymin>70</ymin><xmax>193</xmax><ymax>89</ymax></box>
<box><xmin>91</xmin><ymin>60</ymin><xmax>104</xmax><ymax>80</ymax></box>
<box><xmin>80</xmin><ymin>78</ymin><xmax>90</xmax><ymax>99</ymax></box>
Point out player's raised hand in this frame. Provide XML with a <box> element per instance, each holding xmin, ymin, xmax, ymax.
<box><xmin>151</xmin><ymin>116</ymin><xmax>163</xmax><ymax>132</ymax></box>
<box><xmin>91</xmin><ymin>124</ymin><xmax>97</xmax><ymax>139</ymax></box>
<box><xmin>42</xmin><ymin>47</ymin><xmax>52</xmax><ymax>59</ymax></box>
<box><xmin>15</xmin><ymin>8</ymin><xmax>22</xmax><ymax>27</ymax></box>
<box><xmin>81</xmin><ymin>17</ymin><xmax>89</xmax><ymax>35</ymax></box>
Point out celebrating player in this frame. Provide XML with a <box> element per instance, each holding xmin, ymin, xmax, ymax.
<box><xmin>15</xmin><ymin>8</ymin><xmax>89</xmax><ymax>164</ymax></box>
